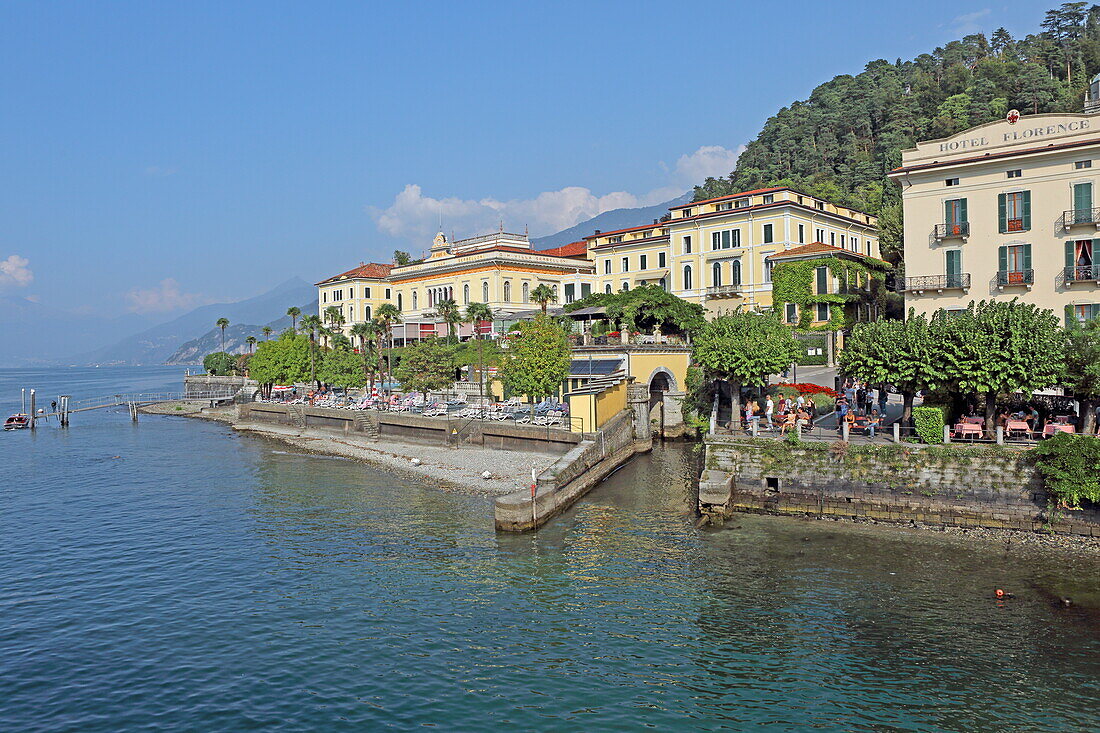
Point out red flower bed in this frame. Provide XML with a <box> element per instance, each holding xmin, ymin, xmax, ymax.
<box><xmin>788</xmin><ymin>382</ymin><xmax>840</xmax><ymax>398</ymax></box>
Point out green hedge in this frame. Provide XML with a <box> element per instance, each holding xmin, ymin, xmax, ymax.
<box><xmin>913</xmin><ymin>406</ymin><xmax>945</xmax><ymax>445</ymax></box>
<box><xmin>1033</xmin><ymin>433</ymin><xmax>1100</xmax><ymax>507</ymax></box>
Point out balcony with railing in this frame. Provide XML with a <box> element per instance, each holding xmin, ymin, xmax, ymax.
<box><xmin>896</xmin><ymin>273</ymin><xmax>971</xmax><ymax>292</ymax></box>
<box><xmin>996</xmin><ymin>269</ymin><xmax>1034</xmax><ymax>287</ymax></box>
<box><xmin>1061</xmin><ymin>208</ymin><xmax>1100</xmax><ymax>228</ymax></box>
<box><xmin>933</xmin><ymin>222</ymin><xmax>970</xmax><ymax>240</ymax></box>
<box><xmin>1065</xmin><ymin>264</ymin><xmax>1100</xmax><ymax>283</ymax></box>
<box><xmin>705</xmin><ymin>283</ymin><xmax>743</xmax><ymax>298</ymax></box>
<box><xmin>1004</xmin><ymin>217</ymin><xmax>1026</xmax><ymax>233</ymax></box>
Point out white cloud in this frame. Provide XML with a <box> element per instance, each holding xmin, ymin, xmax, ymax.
<box><xmin>371</xmin><ymin>144</ymin><xmax>743</xmax><ymax>245</ymax></box>
<box><xmin>125</xmin><ymin>278</ymin><xmax>208</xmax><ymax>313</ymax></box>
<box><xmin>668</xmin><ymin>144</ymin><xmax>745</xmax><ymax>185</ymax></box>
<box><xmin>946</xmin><ymin>9</ymin><xmax>991</xmax><ymax>36</ymax></box>
<box><xmin>0</xmin><ymin>255</ymin><xmax>33</xmax><ymax>288</ymax></box>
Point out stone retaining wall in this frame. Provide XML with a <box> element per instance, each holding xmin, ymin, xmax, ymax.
<box><xmin>237</xmin><ymin>403</ymin><xmax>581</xmax><ymax>454</ymax></box>
<box><xmin>700</xmin><ymin>437</ymin><xmax>1100</xmax><ymax>537</ymax></box>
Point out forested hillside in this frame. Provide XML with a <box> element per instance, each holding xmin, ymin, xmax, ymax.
<box><xmin>694</xmin><ymin>3</ymin><xmax>1100</xmax><ymax>262</ymax></box>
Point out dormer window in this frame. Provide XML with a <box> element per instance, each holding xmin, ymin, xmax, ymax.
<box><xmin>734</xmin><ymin>198</ymin><xmax>749</xmax><ymax>208</ymax></box>
<box><xmin>762</xmin><ymin>194</ymin><xmax>774</xmax><ymax>204</ymax></box>
<box><xmin>681</xmin><ymin>208</ymin><xmax>693</xmax><ymax>217</ymax></box>
<box><xmin>816</xmin><ymin>201</ymin><xmax>826</xmax><ymax>210</ymax></box>
<box><xmin>608</xmin><ymin>235</ymin><xmax>623</xmax><ymax>243</ymax></box>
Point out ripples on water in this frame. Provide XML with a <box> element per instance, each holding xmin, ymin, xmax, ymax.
<box><xmin>1</xmin><ymin>367</ymin><xmax>1098</xmax><ymax>731</ymax></box>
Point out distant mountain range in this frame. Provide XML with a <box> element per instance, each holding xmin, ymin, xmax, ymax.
<box><xmin>65</xmin><ymin>278</ymin><xmax>316</xmax><ymax>366</ymax></box>
<box><xmin>8</xmin><ymin>196</ymin><xmax>688</xmax><ymax>368</ymax></box>
<box><xmin>164</xmin><ymin>299</ymin><xmax>314</xmax><ymax>365</ymax></box>
<box><xmin>531</xmin><ymin>193</ymin><xmax>689</xmax><ymax>250</ymax></box>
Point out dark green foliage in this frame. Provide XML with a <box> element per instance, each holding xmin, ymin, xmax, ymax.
<box><xmin>564</xmin><ymin>284</ymin><xmax>705</xmax><ymax>334</ymax></box>
<box><xmin>317</xmin><ymin>345</ymin><xmax>365</xmax><ymax>389</ymax></box>
<box><xmin>1064</xmin><ymin>318</ymin><xmax>1100</xmax><ymax>434</ymax></box>
<box><xmin>694</xmin><ymin>5</ymin><xmax>1100</xmax><ymax>262</ymax></box>
<box><xmin>203</xmin><ymin>351</ymin><xmax>236</xmax><ymax>376</ymax></box>
<box><xmin>1033</xmin><ymin>432</ymin><xmax>1100</xmax><ymax>507</ymax></box>
<box><xmin>912</xmin><ymin>406</ymin><xmax>946</xmax><ymax>445</ymax></box>
<box><xmin>771</xmin><ymin>257</ymin><xmax>890</xmax><ymax>330</ymax></box>
<box><xmin>499</xmin><ymin>315</ymin><xmax>572</xmax><ymax>400</ymax></box>
<box><xmin>393</xmin><ymin>339</ymin><xmax>457</xmax><ymax>394</ymax></box>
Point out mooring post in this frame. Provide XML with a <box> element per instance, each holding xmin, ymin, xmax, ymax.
<box><xmin>841</xmin><ymin>421</ymin><xmax>849</xmax><ymax>442</ymax></box>
<box><xmin>892</xmin><ymin>422</ymin><xmax>900</xmax><ymax>443</ymax></box>
<box><xmin>29</xmin><ymin>390</ymin><xmax>36</xmax><ymax>431</ymax></box>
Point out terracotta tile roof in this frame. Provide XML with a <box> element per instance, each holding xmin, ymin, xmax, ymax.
<box><xmin>538</xmin><ymin>240</ymin><xmax>589</xmax><ymax>258</ymax></box>
<box><xmin>316</xmin><ymin>262</ymin><xmax>393</xmax><ymax>285</ymax></box>
<box><xmin>582</xmin><ymin>222</ymin><xmax>669</xmax><ymax>240</ymax></box>
<box><xmin>766</xmin><ymin>242</ymin><xmax>887</xmax><ymax>265</ymax></box>
<box><xmin>668</xmin><ymin>187</ymin><xmax>787</xmax><ymax>210</ymax></box>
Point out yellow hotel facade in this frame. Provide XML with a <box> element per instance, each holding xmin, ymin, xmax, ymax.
<box><xmin>318</xmin><ymin>187</ymin><xmax>879</xmax><ymax>335</ymax></box>
<box><xmin>585</xmin><ymin>187</ymin><xmax>880</xmax><ymax>320</ymax></box>
<box><xmin>889</xmin><ymin>111</ymin><xmax>1100</xmax><ymax>326</ymax></box>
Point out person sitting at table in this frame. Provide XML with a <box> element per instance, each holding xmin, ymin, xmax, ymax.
<box><xmin>779</xmin><ymin>410</ymin><xmax>797</xmax><ymax>435</ymax></box>
<box><xmin>844</xmin><ymin>410</ymin><xmax>857</xmax><ymax>435</ymax></box>
<box><xmin>1026</xmin><ymin>405</ymin><xmax>1040</xmax><ymax>428</ymax></box>
<box><xmin>996</xmin><ymin>410</ymin><xmax>1011</xmax><ymax>430</ymax></box>
<box><xmin>796</xmin><ymin>407</ymin><xmax>812</xmax><ymax>431</ymax></box>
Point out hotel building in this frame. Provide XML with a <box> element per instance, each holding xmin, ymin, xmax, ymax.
<box><xmin>889</xmin><ymin>111</ymin><xmax>1100</xmax><ymax>325</ymax></box>
<box><xmin>318</xmin><ymin>188</ymin><xmax>880</xmax><ymax>336</ymax></box>
<box><xmin>316</xmin><ymin>230</ymin><xmax>593</xmax><ymax>343</ymax></box>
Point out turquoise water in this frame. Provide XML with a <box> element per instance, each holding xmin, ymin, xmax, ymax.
<box><xmin>1</xmin><ymin>367</ymin><xmax>1098</xmax><ymax>731</ymax></box>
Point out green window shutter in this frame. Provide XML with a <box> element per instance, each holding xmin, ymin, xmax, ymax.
<box><xmin>944</xmin><ymin>200</ymin><xmax>951</xmax><ymax>223</ymax></box>
<box><xmin>1022</xmin><ymin>190</ymin><xmax>1031</xmax><ymax>230</ymax></box>
<box><xmin>1065</xmin><ymin>304</ymin><xmax>1074</xmax><ymax>328</ymax></box>
<box><xmin>960</xmin><ymin>198</ymin><xmax>968</xmax><ymax>222</ymax></box>
<box><xmin>1075</xmin><ymin>182</ymin><xmax>1093</xmax><ymax>212</ymax></box>
<box><xmin>1066</xmin><ymin>241</ymin><xmax>1075</xmax><ymax>267</ymax></box>
<box><xmin>1023</xmin><ymin>244</ymin><xmax>1032</xmax><ymax>271</ymax></box>
<box><xmin>946</xmin><ymin>250</ymin><xmax>961</xmax><ymax>277</ymax></box>
<box><xmin>816</xmin><ymin>267</ymin><xmax>828</xmax><ymax>293</ymax></box>
<box><xmin>998</xmin><ymin>193</ymin><xmax>1007</xmax><ymax>233</ymax></box>
<box><xmin>998</xmin><ymin>246</ymin><xmax>1007</xmax><ymax>272</ymax></box>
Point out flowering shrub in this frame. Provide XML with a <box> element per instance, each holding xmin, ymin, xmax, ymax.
<box><xmin>788</xmin><ymin>382</ymin><xmax>840</xmax><ymax>398</ymax></box>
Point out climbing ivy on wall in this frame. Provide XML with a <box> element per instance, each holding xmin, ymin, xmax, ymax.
<box><xmin>771</xmin><ymin>258</ymin><xmax>886</xmax><ymax>330</ymax></box>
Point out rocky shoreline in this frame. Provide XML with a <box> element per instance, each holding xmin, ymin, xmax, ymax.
<box><xmin>141</xmin><ymin>401</ymin><xmax>555</xmax><ymax>496</ymax></box>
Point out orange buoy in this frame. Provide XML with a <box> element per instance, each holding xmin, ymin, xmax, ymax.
<box><xmin>995</xmin><ymin>589</ymin><xmax>1005</xmax><ymax>598</ymax></box>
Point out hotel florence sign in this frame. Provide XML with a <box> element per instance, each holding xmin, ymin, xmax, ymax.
<box><xmin>932</xmin><ymin>114</ymin><xmax>1094</xmax><ymax>154</ymax></box>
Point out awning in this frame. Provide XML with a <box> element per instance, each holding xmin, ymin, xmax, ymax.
<box><xmin>569</xmin><ymin>358</ymin><xmax>623</xmax><ymax>377</ymax></box>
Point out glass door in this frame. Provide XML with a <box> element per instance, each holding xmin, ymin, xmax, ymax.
<box><xmin>946</xmin><ymin>250</ymin><xmax>962</xmax><ymax>288</ymax></box>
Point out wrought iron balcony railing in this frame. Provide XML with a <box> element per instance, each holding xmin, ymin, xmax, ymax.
<box><xmin>1062</xmin><ymin>208</ymin><xmax>1100</xmax><ymax>228</ymax></box>
<box><xmin>1065</xmin><ymin>264</ymin><xmax>1100</xmax><ymax>282</ymax></box>
<box><xmin>996</xmin><ymin>269</ymin><xmax>1034</xmax><ymax>286</ymax></box>
<box><xmin>933</xmin><ymin>222</ymin><xmax>970</xmax><ymax>239</ymax></box>
<box><xmin>896</xmin><ymin>273</ymin><xmax>971</xmax><ymax>292</ymax></box>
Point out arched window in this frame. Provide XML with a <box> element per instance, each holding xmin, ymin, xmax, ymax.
<box><xmin>712</xmin><ymin>262</ymin><xmax>722</xmax><ymax>287</ymax></box>
<box><xmin>683</xmin><ymin>265</ymin><xmax>693</xmax><ymax>290</ymax></box>
<box><xmin>364</xmin><ymin>305</ymin><xmax>372</xmax><ymax>321</ymax></box>
<box><xmin>482</xmin><ymin>281</ymin><xmax>489</xmax><ymax>302</ymax></box>
<box><xmin>605</xmin><ymin>283</ymin><xmax>612</xmax><ymax>294</ymax></box>
<box><xmin>659</xmin><ymin>277</ymin><xmax>667</xmax><ymax>291</ymax></box>
<box><xmin>552</xmin><ymin>285</ymin><xmax>558</xmax><ymax>299</ymax></box>
<box><xmin>731</xmin><ymin>259</ymin><xmax>742</xmax><ymax>285</ymax></box>
<box><xmin>522</xmin><ymin>282</ymin><xmax>529</xmax><ymax>302</ymax></box>
<box><xmin>503</xmin><ymin>282</ymin><xmax>511</xmax><ymax>302</ymax></box>
<box><xmin>621</xmin><ymin>281</ymin><xmax>629</xmax><ymax>292</ymax></box>
<box><xmin>397</xmin><ymin>293</ymin><xmax>403</xmax><ymax>310</ymax></box>
<box><xmin>412</xmin><ymin>291</ymin><xmax>418</xmax><ymax>309</ymax></box>
<box><xmin>463</xmin><ymin>284</ymin><xmax>470</xmax><ymax>304</ymax></box>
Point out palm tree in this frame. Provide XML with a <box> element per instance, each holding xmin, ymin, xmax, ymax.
<box><xmin>436</xmin><ymin>298</ymin><xmax>461</xmax><ymax>341</ymax></box>
<box><xmin>216</xmin><ymin>318</ymin><xmax>229</xmax><ymax>351</ymax></box>
<box><xmin>374</xmin><ymin>303</ymin><xmax>402</xmax><ymax>394</ymax></box>
<box><xmin>262</xmin><ymin>326</ymin><xmax>273</xmax><ymax>341</ymax></box>
<box><xmin>530</xmin><ymin>284</ymin><xmax>556</xmax><ymax>315</ymax></box>
<box><xmin>349</xmin><ymin>321</ymin><xmax>379</xmax><ymax>386</ymax></box>
<box><xmin>300</xmin><ymin>314</ymin><xmax>323</xmax><ymax>386</ymax></box>
<box><xmin>286</xmin><ymin>306</ymin><xmax>301</xmax><ymax>333</ymax></box>
<box><xmin>245</xmin><ymin>336</ymin><xmax>257</xmax><ymax>354</ymax></box>
<box><xmin>465</xmin><ymin>302</ymin><xmax>494</xmax><ymax>405</ymax></box>
<box><xmin>322</xmin><ymin>306</ymin><xmax>345</xmax><ymax>348</ymax></box>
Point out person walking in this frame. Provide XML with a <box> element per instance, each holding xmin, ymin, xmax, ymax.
<box><xmin>765</xmin><ymin>396</ymin><xmax>775</xmax><ymax>430</ymax></box>
<box><xmin>877</xmin><ymin>386</ymin><xmax>888</xmax><ymax>414</ymax></box>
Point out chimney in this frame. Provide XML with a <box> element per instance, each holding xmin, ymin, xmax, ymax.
<box><xmin>653</xmin><ymin>219</ymin><xmax>658</xmax><ymax>225</ymax></box>
<box><xmin>594</xmin><ymin>230</ymin><xmax>601</xmax><ymax>235</ymax></box>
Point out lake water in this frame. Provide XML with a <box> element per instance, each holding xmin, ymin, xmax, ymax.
<box><xmin>2</xmin><ymin>366</ymin><xmax>1098</xmax><ymax>731</ymax></box>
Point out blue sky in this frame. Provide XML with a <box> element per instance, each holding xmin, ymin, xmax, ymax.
<box><xmin>0</xmin><ymin>1</ymin><xmax>1046</xmax><ymax>318</ymax></box>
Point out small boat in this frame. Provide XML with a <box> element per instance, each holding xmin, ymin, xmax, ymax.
<box><xmin>4</xmin><ymin>413</ymin><xmax>30</xmax><ymax>430</ymax></box>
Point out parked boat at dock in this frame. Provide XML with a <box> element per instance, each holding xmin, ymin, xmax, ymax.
<box><xmin>4</xmin><ymin>413</ymin><xmax>30</xmax><ymax>430</ymax></box>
